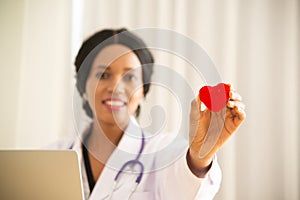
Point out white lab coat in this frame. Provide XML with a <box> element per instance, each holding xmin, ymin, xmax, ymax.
<box><xmin>49</xmin><ymin>117</ymin><xmax>221</xmax><ymax>200</ymax></box>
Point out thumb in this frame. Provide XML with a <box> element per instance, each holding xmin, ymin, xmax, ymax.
<box><xmin>190</xmin><ymin>96</ymin><xmax>201</xmax><ymax>124</ymax></box>
<box><xmin>189</xmin><ymin>97</ymin><xmax>200</xmax><ymax>140</ymax></box>
<box><xmin>196</xmin><ymin>95</ymin><xmax>210</xmax><ymax>121</ymax></box>
<box><xmin>190</xmin><ymin>96</ymin><xmax>211</xmax><ymax>139</ymax></box>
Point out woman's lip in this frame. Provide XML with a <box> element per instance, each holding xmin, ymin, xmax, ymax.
<box><xmin>102</xmin><ymin>98</ymin><xmax>127</xmax><ymax>111</ymax></box>
<box><xmin>104</xmin><ymin>97</ymin><xmax>127</xmax><ymax>102</ymax></box>
<box><xmin>102</xmin><ymin>98</ymin><xmax>127</xmax><ymax>104</ymax></box>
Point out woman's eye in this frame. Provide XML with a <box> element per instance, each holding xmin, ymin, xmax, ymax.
<box><xmin>123</xmin><ymin>74</ymin><xmax>137</xmax><ymax>82</ymax></box>
<box><xmin>96</xmin><ymin>72</ymin><xmax>110</xmax><ymax>79</ymax></box>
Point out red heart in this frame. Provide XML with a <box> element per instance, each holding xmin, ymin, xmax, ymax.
<box><xmin>199</xmin><ymin>83</ymin><xmax>230</xmax><ymax>112</ymax></box>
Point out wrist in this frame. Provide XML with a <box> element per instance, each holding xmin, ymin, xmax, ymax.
<box><xmin>188</xmin><ymin>148</ymin><xmax>213</xmax><ymax>169</ymax></box>
<box><xmin>186</xmin><ymin>149</ymin><xmax>213</xmax><ymax>178</ymax></box>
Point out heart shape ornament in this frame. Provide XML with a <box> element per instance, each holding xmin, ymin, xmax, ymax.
<box><xmin>199</xmin><ymin>83</ymin><xmax>230</xmax><ymax>112</ymax></box>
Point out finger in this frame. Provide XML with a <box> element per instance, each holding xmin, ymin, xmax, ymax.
<box><xmin>226</xmin><ymin>82</ymin><xmax>232</xmax><ymax>90</ymax></box>
<box><xmin>224</xmin><ymin>106</ymin><xmax>246</xmax><ymax>133</ymax></box>
<box><xmin>190</xmin><ymin>96</ymin><xmax>211</xmax><ymax>119</ymax></box>
<box><xmin>190</xmin><ymin>99</ymin><xmax>200</xmax><ymax>125</ymax></box>
<box><xmin>227</xmin><ymin>100</ymin><xmax>245</xmax><ymax>109</ymax></box>
<box><xmin>195</xmin><ymin>95</ymin><xmax>208</xmax><ymax>112</ymax></box>
<box><xmin>229</xmin><ymin>90</ymin><xmax>242</xmax><ymax>101</ymax></box>
<box><xmin>234</xmin><ymin>106</ymin><xmax>246</xmax><ymax>121</ymax></box>
<box><xmin>189</xmin><ymin>98</ymin><xmax>201</xmax><ymax>141</ymax></box>
<box><xmin>196</xmin><ymin>95</ymin><xmax>201</xmax><ymax>109</ymax></box>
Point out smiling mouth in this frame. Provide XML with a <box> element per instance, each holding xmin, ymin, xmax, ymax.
<box><xmin>102</xmin><ymin>99</ymin><xmax>127</xmax><ymax>110</ymax></box>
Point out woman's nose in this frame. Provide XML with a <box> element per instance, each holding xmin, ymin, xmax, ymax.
<box><xmin>107</xmin><ymin>77</ymin><xmax>125</xmax><ymax>94</ymax></box>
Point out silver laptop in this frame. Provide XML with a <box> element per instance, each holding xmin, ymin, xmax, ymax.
<box><xmin>0</xmin><ymin>150</ymin><xmax>84</xmax><ymax>200</ymax></box>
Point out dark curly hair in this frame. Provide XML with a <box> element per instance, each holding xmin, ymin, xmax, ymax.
<box><xmin>74</xmin><ymin>28</ymin><xmax>154</xmax><ymax>118</ymax></box>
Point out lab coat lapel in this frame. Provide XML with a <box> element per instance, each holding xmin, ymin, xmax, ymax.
<box><xmin>88</xmin><ymin>117</ymin><xmax>144</xmax><ymax>200</ymax></box>
<box><xmin>72</xmin><ymin>137</ymin><xmax>91</xmax><ymax>200</ymax></box>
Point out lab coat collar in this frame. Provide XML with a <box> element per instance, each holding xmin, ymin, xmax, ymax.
<box><xmin>117</xmin><ymin>116</ymin><xmax>143</xmax><ymax>154</ymax></box>
<box><xmin>101</xmin><ymin>116</ymin><xmax>144</xmax><ymax>172</ymax></box>
<box><xmin>73</xmin><ymin>116</ymin><xmax>144</xmax><ymax>200</ymax></box>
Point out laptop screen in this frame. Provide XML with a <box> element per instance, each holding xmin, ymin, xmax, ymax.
<box><xmin>0</xmin><ymin>150</ymin><xmax>84</xmax><ymax>200</ymax></box>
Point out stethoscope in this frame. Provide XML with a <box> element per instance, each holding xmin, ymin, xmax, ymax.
<box><xmin>105</xmin><ymin>131</ymin><xmax>145</xmax><ymax>199</ymax></box>
<box><xmin>75</xmin><ymin>124</ymin><xmax>146</xmax><ymax>199</ymax></box>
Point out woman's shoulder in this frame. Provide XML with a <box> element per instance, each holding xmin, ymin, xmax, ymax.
<box><xmin>42</xmin><ymin>137</ymin><xmax>77</xmax><ymax>150</ymax></box>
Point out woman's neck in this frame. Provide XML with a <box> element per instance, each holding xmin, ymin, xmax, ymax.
<box><xmin>93</xmin><ymin>120</ymin><xmax>124</xmax><ymax>146</ymax></box>
<box><xmin>85</xmin><ymin>119</ymin><xmax>129</xmax><ymax>163</ymax></box>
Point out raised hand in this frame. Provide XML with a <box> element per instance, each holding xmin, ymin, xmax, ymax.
<box><xmin>188</xmin><ymin>85</ymin><xmax>246</xmax><ymax>170</ymax></box>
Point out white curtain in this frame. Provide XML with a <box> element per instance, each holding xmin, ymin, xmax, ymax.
<box><xmin>0</xmin><ymin>0</ymin><xmax>299</xmax><ymax>199</ymax></box>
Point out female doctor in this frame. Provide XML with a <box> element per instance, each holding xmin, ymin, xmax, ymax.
<box><xmin>54</xmin><ymin>28</ymin><xmax>245</xmax><ymax>200</ymax></box>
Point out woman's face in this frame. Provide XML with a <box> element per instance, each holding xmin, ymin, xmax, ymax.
<box><xmin>85</xmin><ymin>44</ymin><xmax>144</xmax><ymax>128</ymax></box>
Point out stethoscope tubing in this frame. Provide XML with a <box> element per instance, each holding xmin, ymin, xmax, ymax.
<box><xmin>114</xmin><ymin>131</ymin><xmax>145</xmax><ymax>184</ymax></box>
<box><xmin>73</xmin><ymin>125</ymin><xmax>146</xmax><ymax>200</ymax></box>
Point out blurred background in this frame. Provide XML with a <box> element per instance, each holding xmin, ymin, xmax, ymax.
<box><xmin>0</xmin><ymin>0</ymin><xmax>299</xmax><ymax>199</ymax></box>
